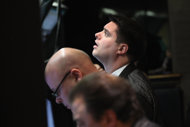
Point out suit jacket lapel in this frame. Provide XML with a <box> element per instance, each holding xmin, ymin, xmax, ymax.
<box><xmin>119</xmin><ymin>63</ymin><xmax>137</xmax><ymax>79</ymax></box>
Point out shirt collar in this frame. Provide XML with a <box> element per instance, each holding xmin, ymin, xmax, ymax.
<box><xmin>112</xmin><ymin>64</ymin><xmax>128</xmax><ymax>76</ymax></box>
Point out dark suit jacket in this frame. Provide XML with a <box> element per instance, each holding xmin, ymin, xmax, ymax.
<box><xmin>119</xmin><ymin>63</ymin><xmax>158</xmax><ymax>122</ymax></box>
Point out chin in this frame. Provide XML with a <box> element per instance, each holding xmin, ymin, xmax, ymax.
<box><xmin>92</xmin><ymin>50</ymin><xmax>96</xmax><ymax>56</ymax></box>
<box><xmin>93</xmin><ymin>54</ymin><xmax>102</xmax><ymax>62</ymax></box>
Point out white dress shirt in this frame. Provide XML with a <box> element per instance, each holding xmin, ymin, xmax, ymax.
<box><xmin>112</xmin><ymin>64</ymin><xmax>128</xmax><ymax>76</ymax></box>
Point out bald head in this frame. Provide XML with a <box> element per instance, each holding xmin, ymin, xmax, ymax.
<box><xmin>45</xmin><ymin>47</ymin><xmax>98</xmax><ymax>91</ymax></box>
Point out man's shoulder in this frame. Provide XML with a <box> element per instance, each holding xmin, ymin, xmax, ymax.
<box><xmin>130</xmin><ymin>69</ymin><xmax>149</xmax><ymax>80</ymax></box>
<box><xmin>126</xmin><ymin>68</ymin><xmax>150</xmax><ymax>83</ymax></box>
<box><xmin>119</xmin><ymin>65</ymin><xmax>151</xmax><ymax>88</ymax></box>
<box><xmin>123</xmin><ymin>68</ymin><xmax>153</xmax><ymax>95</ymax></box>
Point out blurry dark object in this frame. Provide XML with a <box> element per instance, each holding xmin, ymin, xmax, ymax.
<box><xmin>40</xmin><ymin>0</ymin><xmax>67</xmax><ymax>61</ymax></box>
<box><xmin>185</xmin><ymin>102</ymin><xmax>190</xmax><ymax>127</ymax></box>
<box><xmin>135</xmin><ymin>15</ymin><xmax>172</xmax><ymax>74</ymax></box>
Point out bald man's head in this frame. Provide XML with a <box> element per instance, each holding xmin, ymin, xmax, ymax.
<box><xmin>44</xmin><ymin>47</ymin><xmax>99</xmax><ymax>107</ymax></box>
<box><xmin>45</xmin><ymin>47</ymin><xmax>98</xmax><ymax>87</ymax></box>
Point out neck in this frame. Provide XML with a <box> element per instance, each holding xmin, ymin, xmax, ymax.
<box><xmin>103</xmin><ymin>56</ymin><xmax>130</xmax><ymax>73</ymax></box>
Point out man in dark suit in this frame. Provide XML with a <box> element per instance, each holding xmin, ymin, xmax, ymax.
<box><xmin>92</xmin><ymin>15</ymin><xmax>158</xmax><ymax>122</ymax></box>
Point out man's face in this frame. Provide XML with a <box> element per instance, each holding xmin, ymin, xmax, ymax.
<box><xmin>55</xmin><ymin>77</ymin><xmax>77</xmax><ymax>109</ymax></box>
<box><xmin>46</xmin><ymin>72</ymin><xmax>77</xmax><ymax>109</ymax></box>
<box><xmin>92</xmin><ymin>21</ymin><xmax>120</xmax><ymax>62</ymax></box>
<box><xmin>71</xmin><ymin>96</ymin><xmax>106</xmax><ymax>127</ymax></box>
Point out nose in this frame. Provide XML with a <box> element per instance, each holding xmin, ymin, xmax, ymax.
<box><xmin>95</xmin><ymin>31</ymin><xmax>101</xmax><ymax>40</ymax></box>
<box><xmin>55</xmin><ymin>96</ymin><xmax>63</xmax><ymax>104</ymax></box>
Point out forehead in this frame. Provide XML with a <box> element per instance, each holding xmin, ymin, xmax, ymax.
<box><xmin>72</xmin><ymin>96</ymin><xmax>87</xmax><ymax>118</ymax></box>
<box><xmin>72</xmin><ymin>96</ymin><xmax>85</xmax><ymax>112</ymax></box>
<box><xmin>45</xmin><ymin>62</ymin><xmax>63</xmax><ymax>89</ymax></box>
<box><xmin>45</xmin><ymin>71</ymin><xmax>60</xmax><ymax>91</ymax></box>
<box><xmin>104</xmin><ymin>21</ymin><xmax>118</xmax><ymax>32</ymax></box>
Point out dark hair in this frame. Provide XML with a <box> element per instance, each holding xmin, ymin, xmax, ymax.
<box><xmin>108</xmin><ymin>15</ymin><xmax>146</xmax><ymax>62</ymax></box>
<box><xmin>69</xmin><ymin>72</ymin><xmax>144</xmax><ymax>123</ymax></box>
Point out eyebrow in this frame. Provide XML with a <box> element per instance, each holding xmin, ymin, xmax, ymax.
<box><xmin>103</xmin><ymin>28</ymin><xmax>111</xmax><ymax>36</ymax></box>
<box><xmin>104</xmin><ymin>28</ymin><xmax>109</xmax><ymax>33</ymax></box>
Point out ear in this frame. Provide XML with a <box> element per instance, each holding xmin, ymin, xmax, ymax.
<box><xmin>102</xmin><ymin>110</ymin><xmax>117</xmax><ymax>127</ymax></box>
<box><xmin>117</xmin><ymin>43</ymin><xmax>128</xmax><ymax>55</ymax></box>
<box><xmin>70</xmin><ymin>68</ymin><xmax>83</xmax><ymax>81</ymax></box>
